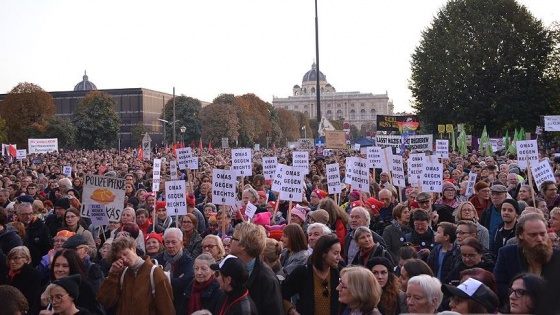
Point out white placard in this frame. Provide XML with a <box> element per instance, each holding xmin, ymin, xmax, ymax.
<box><xmin>279</xmin><ymin>165</ymin><xmax>304</xmax><ymax>201</ymax></box>
<box><xmin>326</xmin><ymin>163</ymin><xmax>341</xmax><ymax>194</ymax></box>
<box><xmin>63</xmin><ymin>166</ymin><xmax>72</xmax><ymax>177</ymax></box>
<box><xmin>16</xmin><ymin>149</ymin><xmax>26</xmax><ymax>160</ymax></box>
<box><xmin>186</xmin><ymin>156</ymin><xmax>199</xmax><ymax>170</ymax></box>
<box><xmin>465</xmin><ymin>172</ymin><xmax>478</xmax><ymax>197</ymax></box>
<box><xmin>367</xmin><ymin>146</ymin><xmax>383</xmax><ymax>169</ymax></box>
<box><xmin>435</xmin><ymin>140</ymin><xmax>449</xmax><ymax>159</ymax></box>
<box><xmin>544</xmin><ymin>116</ymin><xmax>560</xmax><ymax>131</ymax></box>
<box><xmin>421</xmin><ymin>162</ymin><xmax>443</xmax><ymax>193</ymax></box>
<box><xmin>531</xmin><ymin>160</ymin><xmax>555</xmax><ymax>191</ymax></box>
<box><xmin>345</xmin><ymin>157</ymin><xmax>355</xmax><ymax>184</ymax></box>
<box><xmin>176</xmin><ymin>148</ymin><xmax>192</xmax><ymax>170</ymax></box>
<box><xmin>212</xmin><ymin>169</ymin><xmax>236</xmax><ymax>206</ymax></box>
<box><xmin>254</xmin><ymin>144</ymin><xmax>260</xmax><ymax>151</ymax></box>
<box><xmin>262</xmin><ymin>157</ymin><xmax>278</xmax><ymax>180</ymax></box>
<box><xmin>152</xmin><ymin>159</ymin><xmax>162</xmax><ymax>192</ymax></box>
<box><xmin>169</xmin><ymin>160</ymin><xmax>178</xmax><ymax>180</ymax></box>
<box><xmin>88</xmin><ymin>203</ymin><xmax>108</xmax><ymax>226</ymax></box>
<box><xmin>28</xmin><ymin>138</ymin><xmax>58</xmax><ymax>154</ymax></box>
<box><xmin>382</xmin><ymin>147</ymin><xmax>393</xmax><ymax>173</ymax></box>
<box><xmin>408</xmin><ymin>153</ymin><xmax>425</xmax><ymax>186</ymax></box>
<box><xmin>516</xmin><ymin>140</ymin><xmax>539</xmax><ymax>170</ymax></box>
<box><xmin>391</xmin><ymin>155</ymin><xmax>406</xmax><ymax>188</ymax></box>
<box><xmin>354</xmin><ymin>143</ymin><xmax>361</xmax><ymax>151</ymax></box>
<box><xmin>376</xmin><ymin>134</ymin><xmax>433</xmax><ymax>151</ymax></box>
<box><xmin>350</xmin><ymin>158</ymin><xmax>370</xmax><ymax>192</ymax></box>
<box><xmin>292</xmin><ymin>151</ymin><xmax>309</xmax><ymax>173</ymax></box>
<box><xmin>271</xmin><ymin>164</ymin><xmax>287</xmax><ymax>193</ymax></box>
<box><xmin>81</xmin><ymin>175</ymin><xmax>126</xmax><ymax>222</ymax></box>
<box><xmin>231</xmin><ymin>148</ymin><xmax>252</xmax><ymax>176</ymax></box>
<box><xmin>165</xmin><ymin>180</ymin><xmax>187</xmax><ymax>216</ymax></box>
<box><xmin>245</xmin><ymin>201</ymin><xmax>258</xmax><ymax>219</ymax></box>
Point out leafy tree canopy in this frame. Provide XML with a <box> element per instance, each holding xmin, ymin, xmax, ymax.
<box><xmin>40</xmin><ymin>116</ymin><xmax>76</xmax><ymax>148</ymax></box>
<box><xmin>163</xmin><ymin>95</ymin><xmax>202</xmax><ymax>145</ymax></box>
<box><xmin>72</xmin><ymin>91</ymin><xmax>121</xmax><ymax>149</ymax></box>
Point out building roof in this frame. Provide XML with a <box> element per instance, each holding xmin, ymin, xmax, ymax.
<box><xmin>302</xmin><ymin>62</ymin><xmax>326</xmax><ymax>83</ymax></box>
<box><xmin>73</xmin><ymin>71</ymin><xmax>97</xmax><ymax>91</ymax></box>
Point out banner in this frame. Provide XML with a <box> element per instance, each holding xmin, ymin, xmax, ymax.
<box><xmin>325</xmin><ymin>131</ymin><xmax>347</xmax><ymax>149</ymax></box>
<box><xmin>376</xmin><ymin>115</ymin><xmax>419</xmax><ymax>133</ymax></box>
<box><xmin>292</xmin><ymin>151</ymin><xmax>309</xmax><ymax>173</ymax></box>
<box><xmin>169</xmin><ymin>160</ymin><xmax>178</xmax><ymax>180</ymax></box>
<box><xmin>63</xmin><ymin>166</ymin><xmax>72</xmax><ymax>177</ymax></box>
<box><xmin>28</xmin><ymin>138</ymin><xmax>58</xmax><ymax>154</ymax></box>
<box><xmin>272</xmin><ymin>164</ymin><xmax>304</xmax><ymax>201</ymax></box>
<box><xmin>272</xmin><ymin>164</ymin><xmax>287</xmax><ymax>193</ymax></box>
<box><xmin>231</xmin><ymin>148</ymin><xmax>252</xmax><ymax>176</ymax></box>
<box><xmin>544</xmin><ymin>115</ymin><xmax>560</xmax><ymax>131</ymax></box>
<box><xmin>367</xmin><ymin>146</ymin><xmax>384</xmax><ymax>169</ymax></box>
<box><xmin>326</xmin><ymin>163</ymin><xmax>341</xmax><ymax>194</ymax></box>
<box><xmin>375</xmin><ymin>135</ymin><xmax>433</xmax><ymax>151</ymax></box>
<box><xmin>16</xmin><ymin>149</ymin><xmax>26</xmax><ymax>160</ymax></box>
<box><xmin>262</xmin><ymin>157</ymin><xmax>277</xmax><ymax>180</ymax></box>
<box><xmin>81</xmin><ymin>175</ymin><xmax>126</xmax><ymax>222</ymax></box>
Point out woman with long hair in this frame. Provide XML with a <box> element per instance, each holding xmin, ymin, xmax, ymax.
<box><xmin>262</xmin><ymin>238</ymin><xmax>284</xmax><ymax>279</ymax></box>
<box><xmin>317</xmin><ymin>197</ymin><xmax>349</xmax><ymax>250</ymax></box>
<box><xmin>280</xmin><ymin>224</ymin><xmax>309</xmax><ymax>275</ymax></box>
<box><xmin>506</xmin><ymin>273</ymin><xmax>546</xmax><ymax>314</ymax></box>
<box><xmin>366</xmin><ymin>257</ymin><xmax>406</xmax><ymax>315</ymax></box>
<box><xmin>399</xmin><ymin>259</ymin><xmax>433</xmax><ymax>292</ymax></box>
<box><xmin>181</xmin><ymin>213</ymin><xmax>202</xmax><ymax>259</ymax></box>
<box><xmin>62</xmin><ymin>208</ymin><xmax>96</xmax><ymax>257</ymax></box>
<box><xmin>337</xmin><ymin>266</ymin><xmax>382</xmax><ymax>315</ymax></box>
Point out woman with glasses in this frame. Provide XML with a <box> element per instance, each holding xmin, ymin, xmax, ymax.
<box><xmin>454</xmin><ymin>201</ymin><xmax>489</xmax><ymax>250</ymax></box>
<box><xmin>445</xmin><ymin>237</ymin><xmax>494</xmax><ymax>285</ymax></box>
<box><xmin>39</xmin><ymin>274</ymin><xmax>92</xmax><ymax>315</ymax></box>
<box><xmin>337</xmin><ymin>266</ymin><xmax>382</xmax><ymax>315</ymax></box>
<box><xmin>181</xmin><ymin>213</ymin><xmax>202</xmax><ymax>259</ymax></box>
<box><xmin>201</xmin><ymin>235</ymin><xmax>225</xmax><ymax>263</ymax></box>
<box><xmin>62</xmin><ymin>208</ymin><xmax>96</xmax><ymax>258</ymax></box>
<box><xmin>186</xmin><ymin>254</ymin><xmax>224</xmax><ymax>314</ymax></box>
<box><xmin>468</xmin><ymin>181</ymin><xmax>491</xmax><ymax>218</ymax></box>
<box><xmin>506</xmin><ymin>273</ymin><xmax>545</xmax><ymax>314</ymax></box>
<box><xmin>281</xmin><ymin>234</ymin><xmax>342</xmax><ymax>315</ymax></box>
<box><xmin>2</xmin><ymin>246</ymin><xmax>41</xmax><ymax>312</ymax></box>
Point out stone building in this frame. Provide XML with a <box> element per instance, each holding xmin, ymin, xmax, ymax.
<box><xmin>272</xmin><ymin>62</ymin><xmax>394</xmax><ymax>130</ymax></box>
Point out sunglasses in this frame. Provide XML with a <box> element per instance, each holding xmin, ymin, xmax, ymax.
<box><xmin>322</xmin><ymin>279</ymin><xmax>329</xmax><ymax>298</ymax></box>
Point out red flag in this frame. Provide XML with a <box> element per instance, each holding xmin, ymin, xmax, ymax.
<box><xmin>172</xmin><ymin>143</ymin><xmax>177</xmax><ymax>157</ymax></box>
<box><xmin>9</xmin><ymin>145</ymin><xmax>16</xmax><ymax>158</ymax></box>
<box><xmin>198</xmin><ymin>139</ymin><xmax>203</xmax><ymax>151</ymax></box>
<box><xmin>208</xmin><ymin>141</ymin><xmax>212</xmax><ymax>150</ymax></box>
<box><xmin>190</xmin><ymin>140</ymin><xmax>195</xmax><ymax>148</ymax></box>
<box><xmin>138</xmin><ymin>145</ymin><xmax>143</xmax><ymax>160</ymax></box>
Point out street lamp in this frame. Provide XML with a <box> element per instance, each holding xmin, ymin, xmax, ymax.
<box><xmin>180</xmin><ymin>126</ymin><xmax>186</xmax><ymax>144</ymax></box>
<box><xmin>301</xmin><ymin>126</ymin><xmax>307</xmax><ymax>139</ymax></box>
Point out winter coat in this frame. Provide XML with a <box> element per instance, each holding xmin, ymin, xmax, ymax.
<box><xmin>382</xmin><ymin>220</ymin><xmax>412</xmax><ymax>264</ymax></box>
<box><xmin>154</xmin><ymin>251</ymin><xmax>194</xmax><ymax>315</ymax></box>
<box><xmin>24</xmin><ymin>218</ymin><xmax>52</xmax><ymax>266</ymax></box>
<box><xmin>0</xmin><ymin>225</ymin><xmax>23</xmax><ymax>254</ymax></box>
<box><xmin>246</xmin><ymin>257</ymin><xmax>284</xmax><ymax>315</ymax></box>
<box><xmin>426</xmin><ymin>243</ymin><xmax>458</xmax><ymax>282</ymax></box>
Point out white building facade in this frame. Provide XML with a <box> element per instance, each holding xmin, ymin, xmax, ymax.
<box><xmin>272</xmin><ymin>62</ymin><xmax>394</xmax><ymax>130</ymax></box>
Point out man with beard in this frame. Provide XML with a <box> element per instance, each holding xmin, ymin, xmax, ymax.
<box><xmin>494</xmin><ymin>213</ymin><xmax>560</xmax><ymax>306</ymax></box>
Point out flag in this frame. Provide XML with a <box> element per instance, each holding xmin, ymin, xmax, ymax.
<box><xmin>190</xmin><ymin>140</ymin><xmax>195</xmax><ymax>148</ymax></box>
<box><xmin>172</xmin><ymin>143</ymin><xmax>177</xmax><ymax>157</ymax></box>
<box><xmin>503</xmin><ymin>130</ymin><xmax>510</xmax><ymax>154</ymax></box>
<box><xmin>198</xmin><ymin>139</ymin><xmax>203</xmax><ymax>151</ymax></box>
<box><xmin>458</xmin><ymin>129</ymin><xmax>467</xmax><ymax>157</ymax></box>
<box><xmin>138</xmin><ymin>145</ymin><xmax>143</xmax><ymax>160</ymax></box>
<box><xmin>451</xmin><ymin>127</ymin><xmax>456</xmax><ymax>153</ymax></box>
<box><xmin>480</xmin><ymin>126</ymin><xmax>492</xmax><ymax>156</ymax></box>
<box><xmin>8</xmin><ymin>145</ymin><xmax>16</xmax><ymax>158</ymax></box>
<box><xmin>208</xmin><ymin>141</ymin><xmax>212</xmax><ymax>150</ymax></box>
<box><xmin>318</xmin><ymin>117</ymin><xmax>336</xmax><ymax>137</ymax></box>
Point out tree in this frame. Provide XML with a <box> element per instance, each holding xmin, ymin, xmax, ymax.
<box><xmin>73</xmin><ymin>91</ymin><xmax>121</xmax><ymax>149</ymax></box>
<box><xmin>410</xmin><ymin>0</ymin><xmax>557</xmax><ymax>135</ymax></box>
<box><xmin>131</xmin><ymin>122</ymin><xmax>149</xmax><ymax>145</ymax></box>
<box><xmin>235</xmin><ymin>94</ymin><xmax>271</xmax><ymax>146</ymax></box>
<box><xmin>276</xmin><ymin>108</ymin><xmax>299</xmax><ymax>143</ymax></box>
<box><xmin>0</xmin><ymin>82</ymin><xmax>55</xmax><ymax>147</ymax></box>
<box><xmin>200</xmin><ymin>102</ymin><xmax>239</xmax><ymax>147</ymax></box>
<box><xmin>162</xmin><ymin>95</ymin><xmax>202</xmax><ymax>145</ymax></box>
<box><xmin>0</xmin><ymin>119</ymin><xmax>9</xmax><ymax>144</ymax></box>
<box><xmin>41</xmin><ymin>116</ymin><xmax>76</xmax><ymax>148</ymax></box>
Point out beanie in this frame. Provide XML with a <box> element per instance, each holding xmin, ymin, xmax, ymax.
<box><xmin>309</xmin><ymin>209</ymin><xmax>329</xmax><ymax>225</ymax></box>
<box><xmin>501</xmin><ymin>199</ymin><xmax>521</xmax><ymax>215</ymax></box>
<box><xmin>54</xmin><ymin>197</ymin><xmax>71</xmax><ymax>210</ymax></box>
<box><xmin>145</xmin><ymin>233</ymin><xmax>163</xmax><ymax>244</ymax></box>
<box><xmin>52</xmin><ymin>274</ymin><xmax>81</xmax><ymax>299</ymax></box>
<box><xmin>155</xmin><ymin>201</ymin><xmax>166</xmax><ymax>211</ymax></box>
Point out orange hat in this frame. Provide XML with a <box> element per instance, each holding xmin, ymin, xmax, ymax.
<box><xmin>56</xmin><ymin>230</ymin><xmax>76</xmax><ymax>238</ymax></box>
<box><xmin>365</xmin><ymin>197</ymin><xmax>384</xmax><ymax>214</ymax></box>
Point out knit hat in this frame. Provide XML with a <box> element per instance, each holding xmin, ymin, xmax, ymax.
<box><xmin>409</xmin><ymin>201</ymin><xmax>420</xmax><ymax>209</ymax></box>
<box><xmin>365</xmin><ymin>197</ymin><xmax>384</xmax><ymax>214</ymax></box>
<box><xmin>16</xmin><ymin>195</ymin><xmax>34</xmax><ymax>204</ymax></box>
<box><xmin>187</xmin><ymin>193</ymin><xmax>195</xmax><ymax>206</ymax></box>
<box><xmin>155</xmin><ymin>201</ymin><xmax>166</xmax><ymax>211</ymax></box>
<box><xmin>291</xmin><ymin>204</ymin><xmax>309</xmax><ymax>222</ymax></box>
<box><xmin>55</xmin><ymin>230</ymin><xmax>76</xmax><ymax>238</ymax></box>
<box><xmin>145</xmin><ymin>233</ymin><xmax>163</xmax><ymax>244</ymax></box>
<box><xmin>309</xmin><ymin>209</ymin><xmax>329</xmax><ymax>225</ymax></box>
<box><xmin>54</xmin><ymin>197</ymin><xmax>71</xmax><ymax>210</ymax></box>
<box><xmin>52</xmin><ymin>274</ymin><xmax>82</xmax><ymax>299</ymax></box>
<box><xmin>366</xmin><ymin>257</ymin><xmax>394</xmax><ymax>273</ymax></box>
<box><xmin>127</xmin><ymin>197</ymin><xmax>140</xmax><ymax>209</ymax></box>
<box><xmin>253</xmin><ymin>212</ymin><xmax>271</xmax><ymax>226</ymax></box>
<box><xmin>442</xmin><ymin>182</ymin><xmax>456</xmax><ymax>193</ymax></box>
<box><xmin>501</xmin><ymin>199</ymin><xmax>521</xmax><ymax>215</ymax></box>
<box><xmin>349</xmin><ymin>191</ymin><xmax>361</xmax><ymax>200</ymax></box>
<box><xmin>474</xmin><ymin>181</ymin><xmax>489</xmax><ymax>192</ymax></box>
<box><xmin>312</xmin><ymin>189</ymin><xmax>328</xmax><ymax>199</ymax></box>
<box><xmin>267</xmin><ymin>201</ymin><xmax>276</xmax><ymax>210</ymax></box>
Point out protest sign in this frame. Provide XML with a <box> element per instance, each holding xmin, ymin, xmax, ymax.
<box><xmin>292</xmin><ymin>151</ymin><xmax>309</xmax><ymax>173</ymax></box>
<box><xmin>367</xmin><ymin>146</ymin><xmax>383</xmax><ymax>169</ymax></box>
<box><xmin>375</xmin><ymin>134</ymin><xmax>433</xmax><ymax>151</ymax></box>
<box><xmin>254</xmin><ymin>144</ymin><xmax>260</xmax><ymax>151</ymax></box>
<box><xmin>170</xmin><ymin>160</ymin><xmax>178</xmax><ymax>180</ymax></box>
<box><xmin>89</xmin><ymin>204</ymin><xmax>108</xmax><ymax>226</ymax></box>
<box><xmin>297</xmin><ymin>138</ymin><xmax>314</xmax><ymax>150</ymax></box>
<box><xmin>16</xmin><ymin>149</ymin><xmax>26</xmax><ymax>160</ymax></box>
<box><xmin>279</xmin><ymin>165</ymin><xmax>304</xmax><ymax>201</ymax></box>
<box><xmin>82</xmin><ymin>175</ymin><xmax>126</xmax><ymax>222</ymax></box>
<box><xmin>326</xmin><ymin>163</ymin><xmax>341</xmax><ymax>194</ymax></box>
<box><xmin>165</xmin><ymin>180</ymin><xmax>187</xmax><ymax>216</ymax></box>
<box><xmin>465</xmin><ymin>172</ymin><xmax>478</xmax><ymax>197</ymax></box>
<box><xmin>345</xmin><ymin>157</ymin><xmax>355</xmax><ymax>185</ymax></box>
<box><xmin>152</xmin><ymin>159</ymin><xmax>162</xmax><ymax>192</ymax></box>
<box><xmin>231</xmin><ymin>148</ymin><xmax>252</xmax><ymax>176</ymax></box>
<box><xmin>185</xmin><ymin>156</ymin><xmax>198</xmax><ymax>170</ymax></box>
<box><xmin>212</xmin><ymin>169</ymin><xmax>236</xmax><ymax>206</ymax></box>
<box><xmin>350</xmin><ymin>158</ymin><xmax>370</xmax><ymax>192</ymax></box>
<box><xmin>531</xmin><ymin>160</ymin><xmax>555</xmax><ymax>191</ymax></box>
<box><xmin>408</xmin><ymin>153</ymin><xmax>425</xmax><ymax>186</ymax></box>
<box><xmin>382</xmin><ymin>147</ymin><xmax>393</xmax><ymax>173</ymax></box>
<box><xmin>516</xmin><ymin>140</ymin><xmax>538</xmax><ymax>169</ymax></box>
<box><xmin>544</xmin><ymin>115</ymin><xmax>560</xmax><ymax>131</ymax></box>
<box><xmin>391</xmin><ymin>155</ymin><xmax>406</xmax><ymax>188</ymax></box>
<box><xmin>272</xmin><ymin>164</ymin><xmax>286</xmax><ymax>193</ymax></box>
<box><xmin>435</xmin><ymin>140</ymin><xmax>449</xmax><ymax>159</ymax></box>
<box><xmin>262</xmin><ymin>157</ymin><xmax>277</xmax><ymax>180</ymax></box>
<box><xmin>63</xmin><ymin>166</ymin><xmax>72</xmax><ymax>178</ymax></box>
<box><xmin>325</xmin><ymin>131</ymin><xmax>347</xmax><ymax>149</ymax></box>
<box><xmin>28</xmin><ymin>138</ymin><xmax>58</xmax><ymax>154</ymax></box>
<box><xmin>245</xmin><ymin>202</ymin><xmax>258</xmax><ymax>219</ymax></box>
<box><xmin>176</xmin><ymin>148</ymin><xmax>192</xmax><ymax>170</ymax></box>
<box><xmin>421</xmin><ymin>162</ymin><xmax>443</xmax><ymax>193</ymax></box>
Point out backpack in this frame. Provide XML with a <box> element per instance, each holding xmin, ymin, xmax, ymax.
<box><xmin>120</xmin><ymin>259</ymin><xmax>170</xmax><ymax>296</ymax></box>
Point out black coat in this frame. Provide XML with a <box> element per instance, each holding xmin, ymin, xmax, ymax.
<box><xmin>444</xmin><ymin>257</ymin><xmax>495</xmax><ymax>285</ymax></box>
<box><xmin>0</xmin><ymin>225</ymin><xmax>23</xmax><ymax>254</ymax></box>
<box><xmin>24</xmin><ymin>218</ymin><xmax>52</xmax><ymax>266</ymax></box>
<box><xmin>281</xmin><ymin>264</ymin><xmax>342</xmax><ymax>315</ymax></box>
<box><xmin>214</xmin><ymin>287</ymin><xmax>257</xmax><ymax>315</ymax></box>
<box><xmin>246</xmin><ymin>257</ymin><xmax>284</xmax><ymax>315</ymax></box>
<box><xmin>426</xmin><ymin>243</ymin><xmax>458</xmax><ymax>282</ymax></box>
<box><xmin>2</xmin><ymin>263</ymin><xmax>41</xmax><ymax>312</ymax></box>
<box><xmin>31</xmin><ymin>280</ymin><xmax>105</xmax><ymax>315</ymax></box>
<box><xmin>155</xmin><ymin>251</ymin><xmax>194</xmax><ymax>315</ymax></box>
<box><xmin>184</xmin><ymin>278</ymin><xmax>223</xmax><ymax>313</ymax></box>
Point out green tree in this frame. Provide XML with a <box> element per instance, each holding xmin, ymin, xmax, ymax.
<box><xmin>42</xmin><ymin>116</ymin><xmax>76</xmax><ymax>148</ymax></box>
<box><xmin>163</xmin><ymin>95</ymin><xmax>202</xmax><ymax>145</ymax></box>
<box><xmin>0</xmin><ymin>82</ymin><xmax>55</xmax><ymax>147</ymax></box>
<box><xmin>73</xmin><ymin>91</ymin><xmax>121</xmax><ymax>149</ymax></box>
<box><xmin>410</xmin><ymin>0</ymin><xmax>557</xmax><ymax>135</ymax></box>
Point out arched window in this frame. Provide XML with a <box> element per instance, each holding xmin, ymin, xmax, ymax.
<box><xmin>311</xmin><ymin>87</ymin><xmax>315</xmax><ymax>94</ymax></box>
<box><xmin>350</xmin><ymin>109</ymin><xmax>356</xmax><ymax>120</ymax></box>
<box><xmin>360</xmin><ymin>109</ymin><xmax>366</xmax><ymax>119</ymax></box>
<box><xmin>336</xmin><ymin>110</ymin><xmax>343</xmax><ymax>119</ymax></box>
<box><xmin>370</xmin><ymin>109</ymin><xmax>376</xmax><ymax>120</ymax></box>
<box><xmin>327</xmin><ymin>110</ymin><xmax>333</xmax><ymax>119</ymax></box>
<box><xmin>304</xmin><ymin>111</ymin><xmax>309</xmax><ymax>118</ymax></box>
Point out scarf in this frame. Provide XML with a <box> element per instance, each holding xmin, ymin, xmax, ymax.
<box><xmin>188</xmin><ymin>275</ymin><xmax>215</xmax><ymax>314</ymax></box>
<box><xmin>163</xmin><ymin>249</ymin><xmax>183</xmax><ymax>276</ymax></box>
<box><xmin>358</xmin><ymin>246</ymin><xmax>375</xmax><ymax>265</ymax></box>
<box><xmin>154</xmin><ymin>216</ymin><xmax>172</xmax><ymax>233</ymax></box>
<box><xmin>8</xmin><ymin>268</ymin><xmax>22</xmax><ymax>282</ymax></box>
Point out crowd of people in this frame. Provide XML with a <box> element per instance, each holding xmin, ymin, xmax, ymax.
<box><xmin>0</xmin><ymin>145</ymin><xmax>559</xmax><ymax>315</ymax></box>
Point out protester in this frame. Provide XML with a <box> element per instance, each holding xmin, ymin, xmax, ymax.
<box><xmin>2</xmin><ymin>246</ymin><xmax>41</xmax><ymax>311</ymax></box>
<box><xmin>187</xmin><ymin>253</ymin><xmax>223</xmax><ymax>314</ymax></box>
<box><xmin>337</xmin><ymin>266</ymin><xmax>382</xmax><ymax>315</ymax></box>
<box><xmin>211</xmin><ymin>254</ymin><xmax>258</xmax><ymax>315</ymax></box>
<box><xmin>280</xmin><ymin>223</ymin><xmax>309</xmax><ymax>275</ymax></box>
<box><xmin>405</xmin><ymin>275</ymin><xmax>443</xmax><ymax>314</ymax></box>
<box><xmin>366</xmin><ymin>257</ymin><xmax>407</xmax><ymax>315</ymax></box>
<box><xmin>181</xmin><ymin>213</ymin><xmax>202</xmax><ymax>259</ymax></box>
<box><xmin>507</xmin><ymin>273</ymin><xmax>546</xmax><ymax>314</ymax></box>
<box><xmin>382</xmin><ymin>203</ymin><xmax>412</xmax><ymax>263</ymax></box>
<box><xmin>454</xmin><ymin>201</ymin><xmax>489</xmax><ymax>250</ymax></box>
<box><xmin>399</xmin><ymin>259</ymin><xmax>433</xmax><ymax>292</ymax></box>
<box><xmin>201</xmin><ymin>235</ymin><xmax>225</xmax><ymax>263</ymax></box>
<box><xmin>441</xmin><ymin>277</ymin><xmax>499</xmax><ymax>314</ymax></box>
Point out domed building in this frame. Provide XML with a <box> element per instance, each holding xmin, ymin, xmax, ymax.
<box><xmin>273</xmin><ymin>62</ymin><xmax>393</xmax><ymax>131</ymax></box>
<box><xmin>74</xmin><ymin>71</ymin><xmax>97</xmax><ymax>91</ymax></box>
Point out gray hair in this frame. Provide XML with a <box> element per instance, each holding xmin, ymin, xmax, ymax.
<box><xmin>122</xmin><ymin>207</ymin><xmax>136</xmax><ymax>219</ymax></box>
<box><xmin>16</xmin><ymin>202</ymin><xmax>32</xmax><ymax>214</ymax></box>
<box><xmin>307</xmin><ymin>222</ymin><xmax>332</xmax><ymax>235</ymax></box>
<box><xmin>351</xmin><ymin>206</ymin><xmax>371</xmax><ymax>227</ymax></box>
<box><xmin>407</xmin><ymin>275</ymin><xmax>443</xmax><ymax>311</ymax></box>
<box><xmin>243</xmin><ymin>188</ymin><xmax>258</xmax><ymax>202</ymax></box>
<box><xmin>353</xmin><ymin>226</ymin><xmax>372</xmax><ymax>241</ymax></box>
<box><xmin>163</xmin><ymin>227</ymin><xmax>183</xmax><ymax>241</ymax></box>
<box><xmin>204</xmin><ymin>203</ymin><xmax>217</xmax><ymax>212</ymax></box>
<box><xmin>195</xmin><ymin>253</ymin><xmax>216</xmax><ymax>264</ymax></box>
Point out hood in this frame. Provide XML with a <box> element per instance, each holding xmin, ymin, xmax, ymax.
<box><xmin>0</xmin><ymin>225</ymin><xmax>20</xmax><ymax>239</ymax></box>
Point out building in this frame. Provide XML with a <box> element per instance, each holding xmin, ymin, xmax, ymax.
<box><xmin>272</xmin><ymin>62</ymin><xmax>394</xmax><ymax>130</ymax></box>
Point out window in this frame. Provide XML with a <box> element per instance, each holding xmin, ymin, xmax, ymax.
<box><xmin>294</xmin><ymin>105</ymin><xmax>299</xmax><ymax>109</ymax></box>
<box><xmin>337</xmin><ymin>103</ymin><xmax>341</xmax><ymax>108</ymax></box>
<box><xmin>327</xmin><ymin>110</ymin><xmax>333</xmax><ymax>119</ymax></box>
<box><xmin>311</xmin><ymin>87</ymin><xmax>315</xmax><ymax>94</ymax></box>
<box><xmin>304</xmin><ymin>111</ymin><xmax>309</xmax><ymax>117</ymax></box>
<box><xmin>360</xmin><ymin>109</ymin><xmax>366</xmax><ymax>119</ymax></box>
<box><xmin>350</xmin><ymin>109</ymin><xmax>356</xmax><ymax>120</ymax></box>
<box><xmin>336</xmin><ymin>110</ymin><xmax>343</xmax><ymax>119</ymax></box>
<box><xmin>351</xmin><ymin>103</ymin><xmax>355</xmax><ymax>107</ymax></box>
<box><xmin>370</xmin><ymin>109</ymin><xmax>376</xmax><ymax>120</ymax></box>
<box><xmin>361</xmin><ymin>103</ymin><xmax>365</xmax><ymax>107</ymax></box>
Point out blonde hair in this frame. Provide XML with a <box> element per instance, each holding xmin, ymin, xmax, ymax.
<box><xmin>202</xmin><ymin>235</ymin><xmax>225</xmax><ymax>261</ymax></box>
<box><xmin>340</xmin><ymin>266</ymin><xmax>381</xmax><ymax>313</ymax></box>
<box><xmin>7</xmin><ymin>246</ymin><xmax>31</xmax><ymax>264</ymax></box>
<box><xmin>262</xmin><ymin>238</ymin><xmax>283</xmax><ymax>265</ymax></box>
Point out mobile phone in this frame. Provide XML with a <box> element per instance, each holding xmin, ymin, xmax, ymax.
<box><xmin>450</xmin><ymin>280</ymin><xmax>460</xmax><ymax>286</ymax></box>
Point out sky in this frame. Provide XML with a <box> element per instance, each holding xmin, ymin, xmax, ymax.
<box><xmin>0</xmin><ymin>1</ymin><xmax>558</xmax><ymax>113</ymax></box>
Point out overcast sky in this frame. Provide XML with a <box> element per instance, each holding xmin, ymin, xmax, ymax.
<box><xmin>0</xmin><ymin>0</ymin><xmax>558</xmax><ymax>113</ymax></box>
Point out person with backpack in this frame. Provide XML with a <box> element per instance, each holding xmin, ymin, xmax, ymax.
<box><xmin>97</xmin><ymin>236</ymin><xmax>174</xmax><ymax>315</ymax></box>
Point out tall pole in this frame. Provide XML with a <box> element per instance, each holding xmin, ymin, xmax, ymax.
<box><xmin>162</xmin><ymin>96</ymin><xmax>166</xmax><ymax>146</ymax></box>
<box><xmin>173</xmin><ymin>87</ymin><xmax>176</xmax><ymax>145</ymax></box>
<box><xmin>315</xmin><ymin>0</ymin><xmax>321</xmax><ymax>135</ymax></box>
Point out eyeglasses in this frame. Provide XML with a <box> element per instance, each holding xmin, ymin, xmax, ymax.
<box><xmin>401</xmin><ymin>242</ymin><xmax>414</xmax><ymax>247</ymax></box>
<box><xmin>182</xmin><ymin>221</ymin><xmax>193</xmax><ymax>225</ymax></box>
<box><xmin>202</xmin><ymin>244</ymin><xmax>218</xmax><ymax>250</ymax></box>
<box><xmin>8</xmin><ymin>256</ymin><xmax>26</xmax><ymax>262</ymax></box>
<box><xmin>321</xmin><ymin>279</ymin><xmax>329</xmax><ymax>297</ymax></box>
<box><xmin>19</xmin><ymin>212</ymin><xmax>33</xmax><ymax>217</ymax></box>
<box><xmin>509</xmin><ymin>288</ymin><xmax>528</xmax><ymax>299</ymax></box>
<box><xmin>47</xmin><ymin>293</ymin><xmax>70</xmax><ymax>304</ymax></box>
<box><xmin>461</xmin><ymin>253</ymin><xmax>479</xmax><ymax>260</ymax></box>
<box><xmin>456</xmin><ymin>231</ymin><xmax>472</xmax><ymax>235</ymax></box>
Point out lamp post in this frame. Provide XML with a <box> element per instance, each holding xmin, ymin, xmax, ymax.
<box><xmin>302</xmin><ymin>126</ymin><xmax>307</xmax><ymax>139</ymax></box>
<box><xmin>180</xmin><ymin>126</ymin><xmax>186</xmax><ymax>144</ymax></box>
<box><xmin>158</xmin><ymin>118</ymin><xmax>179</xmax><ymax>147</ymax></box>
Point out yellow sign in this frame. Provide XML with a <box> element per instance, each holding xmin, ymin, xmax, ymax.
<box><xmin>325</xmin><ymin>131</ymin><xmax>347</xmax><ymax>149</ymax></box>
<box><xmin>446</xmin><ymin>124</ymin><xmax>454</xmax><ymax>133</ymax></box>
<box><xmin>438</xmin><ymin>125</ymin><xmax>445</xmax><ymax>133</ymax></box>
